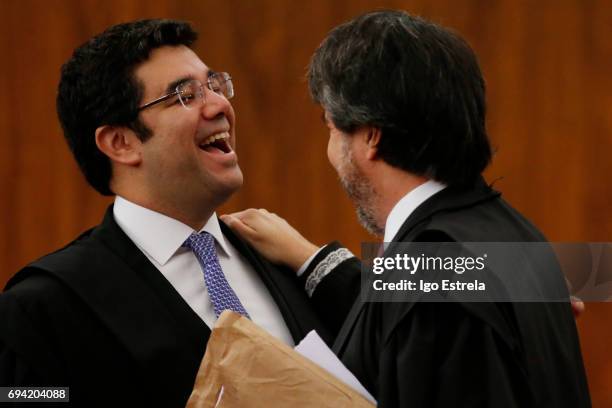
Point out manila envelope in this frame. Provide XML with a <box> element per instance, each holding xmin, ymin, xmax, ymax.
<box><xmin>186</xmin><ymin>311</ymin><xmax>375</xmax><ymax>408</ymax></box>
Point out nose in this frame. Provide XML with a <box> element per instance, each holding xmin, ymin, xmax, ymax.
<box><xmin>200</xmin><ymin>88</ymin><xmax>232</xmax><ymax>120</ymax></box>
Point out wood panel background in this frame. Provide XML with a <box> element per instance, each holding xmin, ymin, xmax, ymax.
<box><xmin>1</xmin><ymin>0</ymin><xmax>610</xmax><ymax>405</ymax></box>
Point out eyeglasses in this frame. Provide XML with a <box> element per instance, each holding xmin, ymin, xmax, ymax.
<box><xmin>138</xmin><ymin>72</ymin><xmax>234</xmax><ymax>111</ymax></box>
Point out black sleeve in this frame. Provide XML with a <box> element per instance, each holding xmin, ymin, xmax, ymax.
<box><xmin>298</xmin><ymin>242</ymin><xmax>362</xmax><ymax>337</ymax></box>
<box><xmin>376</xmin><ymin>302</ymin><xmax>530</xmax><ymax>408</ymax></box>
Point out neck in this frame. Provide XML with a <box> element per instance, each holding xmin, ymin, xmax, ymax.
<box><xmin>369</xmin><ymin>166</ymin><xmax>429</xmax><ymax>229</ymax></box>
<box><xmin>153</xmin><ymin>202</ymin><xmax>215</xmax><ymax>231</ymax></box>
<box><xmin>113</xmin><ymin>183</ymin><xmax>218</xmax><ymax>231</ymax></box>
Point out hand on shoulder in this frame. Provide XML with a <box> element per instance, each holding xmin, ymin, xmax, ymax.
<box><xmin>221</xmin><ymin>209</ymin><xmax>318</xmax><ymax>272</ymax></box>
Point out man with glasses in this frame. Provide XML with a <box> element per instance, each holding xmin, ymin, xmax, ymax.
<box><xmin>0</xmin><ymin>19</ymin><xmax>326</xmax><ymax>406</ymax></box>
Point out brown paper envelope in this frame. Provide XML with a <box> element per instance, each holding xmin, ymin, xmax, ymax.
<box><xmin>186</xmin><ymin>311</ymin><xmax>375</xmax><ymax>408</ymax></box>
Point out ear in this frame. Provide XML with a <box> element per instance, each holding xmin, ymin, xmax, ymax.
<box><xmin>364</xmin><ymin>127</ymin><xmax>382</xmax><ymax>161</ymax></box>
<box><xmin>95</xmin><ymin>125</ymin><xmax>142</xmax><ymax>166</ymax></box>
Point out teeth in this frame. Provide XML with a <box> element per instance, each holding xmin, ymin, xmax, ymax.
<box><xmin>200</xmin><ymin>131</ymin><xmax>229</xmax><ymax>146</ymax></box>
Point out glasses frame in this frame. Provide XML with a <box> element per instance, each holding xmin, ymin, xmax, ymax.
<box><xmin>138</xmin><ymin>72</ymin><xmax>233</xmax><ymax>111</ymax></box>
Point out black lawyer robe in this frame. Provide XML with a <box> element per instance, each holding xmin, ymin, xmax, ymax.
<box><xmin>301</xmin><ymin>178</ymin><xmax>591</xmax><ymax>407</ymax></box>
<box><xmin>0</xmin><ymin>206</ymin><xmax>330</xmax><ymax>407</ymax></box>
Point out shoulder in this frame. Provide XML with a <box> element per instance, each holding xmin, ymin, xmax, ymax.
<box><xmin>1</xmin><ymin>265</ymin><xmax>94</xmax><ymax>341</ymax></box>
<box><xmin>1</xmin><ymin>226</ymin><xmax>109</xmax><ymax>322</ymax></box>
<box><xmin>416</xmin><ymin>196</ymin><xmax>546</xmax><ymax>242</ymax></box>
<box><xmin>0</xmin><ymin>230</ymin><xmax>114</xmax><ymax>355</ymax></box>
<box><xmin>5</xmin><ymin>226</ymin><xmax>104</xmax><ymax>291</ymax></box>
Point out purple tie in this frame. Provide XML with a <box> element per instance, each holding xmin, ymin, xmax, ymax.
<box><xmin>183</xmin><ymin>232</ymin><xmax>250</xmax><ymax>318</ymax></box>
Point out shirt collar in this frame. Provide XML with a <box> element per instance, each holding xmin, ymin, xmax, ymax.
<box><xmin>113</xmin><ymin>196</ymin><xmax>231</xmax><ymax>265</ymax></box>
<box><xmin>384</xmin><ymin>180</ymin><xmax>447</xmax><ymax>242</ymax></box>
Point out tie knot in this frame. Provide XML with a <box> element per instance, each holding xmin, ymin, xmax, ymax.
<box><xmin>183</xmin><ymin>231</ymin><xmax>215</xmax><ymax>252</ymax></box>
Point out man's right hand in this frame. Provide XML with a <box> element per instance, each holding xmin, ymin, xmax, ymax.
<box><xmin>221</xmin><ymin>209</ymin><xmax>319</xmax><ymax>273</ymax></box>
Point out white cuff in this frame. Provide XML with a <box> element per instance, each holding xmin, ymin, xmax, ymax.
<box><xmin>305</xmin><ymin>248</ymin><xmax>354</xmax><ymax>297</ymax></box>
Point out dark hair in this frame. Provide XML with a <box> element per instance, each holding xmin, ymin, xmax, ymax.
<box><xmin>57</xmin><ymin>19</ymin><xmax>198</xmax><ymax>195</ymax></box>
<box><xmin>308</xmin><ymin>10</ymin><xmax>491</xmax><ymax>187</ymax></box>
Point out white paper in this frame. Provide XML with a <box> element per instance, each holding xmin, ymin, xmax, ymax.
<box><xmin>295</xmin><ymin>330</ymin><xmax>377</xmax><ymax>405</ymax></box>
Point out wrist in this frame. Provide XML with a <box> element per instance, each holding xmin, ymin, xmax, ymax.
<box><xmin>287</xmin><ymin>242</ymin><xmax>319</xmax><ymax>272</ymax></box>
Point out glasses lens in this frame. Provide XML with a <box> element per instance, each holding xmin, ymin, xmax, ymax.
<box><xmin>208</xmin><ymin>72</ymin><xmax>234</xmax><ymax>99</ymax></box>
<box><xmin>178</xmin><ymin>80</ymin><xmax>204</xmax><ymax>109</ymax></box>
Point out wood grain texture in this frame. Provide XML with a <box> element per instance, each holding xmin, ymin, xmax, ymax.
<box><xmin>0</xmin><ymin>0</ymin><xmax>610</xmax><ymax>405</ymax></box>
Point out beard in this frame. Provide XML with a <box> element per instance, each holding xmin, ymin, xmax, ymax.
<box><xmin>337</xmin><ymin>143</ymin><xmax>384</xmax><ymax>237</ymax></box>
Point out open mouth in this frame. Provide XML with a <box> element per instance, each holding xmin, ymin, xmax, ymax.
<box><xmin>198</xmin><ymin>131</ymin><xmax>232</xmax><ymax>154</ymax></box>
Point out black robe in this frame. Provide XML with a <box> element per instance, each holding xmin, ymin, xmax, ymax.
<box><xmin>0</xmin><ymin>206</ymin><xmax>329</xmax><ymax>407</ymax></box>
<box><xmin>300</xmin><ymin>178</ymin><xmax>591</xmax><ymax>407</ymax></box>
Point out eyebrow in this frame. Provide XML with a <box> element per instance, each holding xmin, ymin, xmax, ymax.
<box><xmin>162</xmin><ymin>70</ymin><xmax>218</xmax><ymax>95</ymax></box>
<box><xmin>163</xmin><ymin>76</ymin><xmax>194</xmax><ymax>95</ymax></box>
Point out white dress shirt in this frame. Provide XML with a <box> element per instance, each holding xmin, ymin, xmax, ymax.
<box><xmin>383</xmin><ymin>179</ymin><xmax>447</xmax><ymax>242</ymax></box>
<box><xmin>113</xmin><ymin>196</ymin><xmax>294</xmax><ymax>346</ymax></box>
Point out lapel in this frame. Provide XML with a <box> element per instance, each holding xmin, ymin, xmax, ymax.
<box><xmin>93</xmin><ymin>209</ymin><xmax>325</xmax><ymax>347</ymax></box>
<box><xmin>220</xmin><ymin>221</ymin><xmax>332</xmax><ymax>344</ymax></box>
<box><xmin>332</xmin><ymin>178</ymin><xmax>501</xmax><ymax>354</ymax></box>
<box><xmin>26</xmin><ymin>206</ymin><xmax>210</xmax><ymax>376</ymax></box>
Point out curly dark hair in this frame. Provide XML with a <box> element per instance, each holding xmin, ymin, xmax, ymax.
<box><xmin>308</xmin><ymin>10</ymin><xmax>491</xmax><ymax>187</ymax></box>
<box><xmin>57</xmin><ymin>19</ymin><xmax>198</xmax><ymax>195</ymax></box>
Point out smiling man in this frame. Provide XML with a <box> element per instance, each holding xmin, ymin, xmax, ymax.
<box><xmin>0</xmin><ymin>19</ymin><xmax>325</xmax><ymax>406</ymax></box>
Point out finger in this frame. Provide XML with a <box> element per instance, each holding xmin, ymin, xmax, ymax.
<box><xmin>220</xmin><ymin>215</ymin><xmax>259</xmax><ymax>241</ymax></box>
<box><xmin>258</xmin><ymin>208</ymin><xmax>273</xmax><ymax>218</ymax></box>
<box><xmin>267</xmin><ymin>211</ymin><xmax>287</xmax><ymax>222</ymax></box>
<box><xmin>227</xmin><ymin>208</ymin><xmax>268</xmax><ymax>226</ymax></box>
<box><xmin>225</xmin><ymin>209</ymin><xmax>256</xmax><ymax>220</ymax></box>
<box><xmin>249</xmin><ymin>208</ymin><xmax>277</xmax><ymax>224</ymax></box>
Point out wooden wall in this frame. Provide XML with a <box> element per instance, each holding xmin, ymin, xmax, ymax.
<box><xmin>1</xmin><ymin>0</ymin><xmax>610</xmax><ymax>405</ymax></box>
